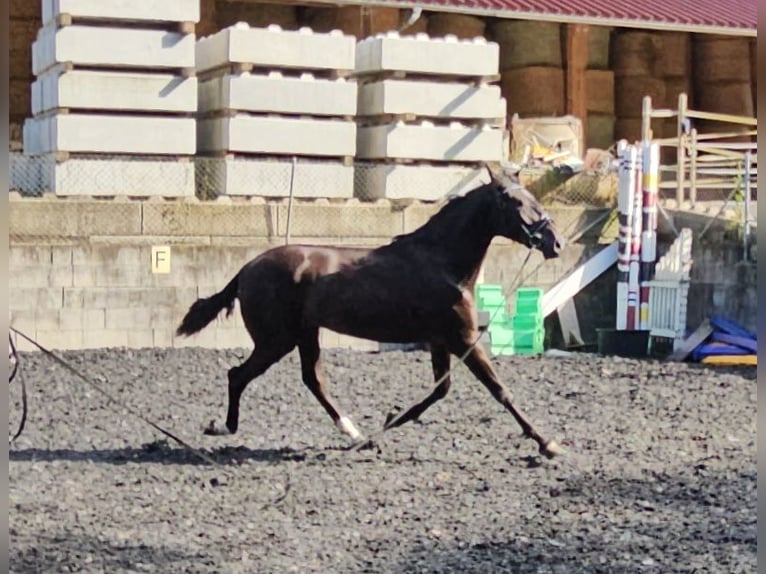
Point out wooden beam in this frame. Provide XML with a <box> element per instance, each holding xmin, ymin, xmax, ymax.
<box><xmin>666</xmin><ymin>318</ymin><xmax>712</xmax><ymax>362</ymax></box>
<box><xmin>566</xmin><ymin>24</ymin><xmax>589</xmax><ymax>148</ymax></box>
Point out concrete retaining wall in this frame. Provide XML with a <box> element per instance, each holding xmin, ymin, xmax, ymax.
<box><xmin>9</xmin><ymin>195</ymin><xmax>756</xmax><ymax>352</ymax></box>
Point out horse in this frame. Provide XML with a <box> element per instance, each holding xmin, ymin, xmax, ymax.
<box><xmin>176</xmin><ymin>167</ymin><xmax>566</xmax><ymax>458</ymax></box>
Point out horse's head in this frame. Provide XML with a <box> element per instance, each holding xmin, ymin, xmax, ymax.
<box><xmin>486</xmin><ymin>166</ymin><xmax>564</xmax><ymax>259</ymax></box>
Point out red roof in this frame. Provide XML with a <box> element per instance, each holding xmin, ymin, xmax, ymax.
<box><xmin>353</xmin><ymin>0</ymin><xmax>756</xmax><ymax>34</ymax></box>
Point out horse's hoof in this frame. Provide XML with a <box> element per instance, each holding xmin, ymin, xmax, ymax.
<box><xmin>203</xmin><ymin>420</ymin><xmax>230</xmax><ymax>436</ymax></box>
<box><xmin>383</xmin><ymin>407</ymin><xmax>401</xmax><ymax>429</ymax></box>
<box><xmin>540</xmin><ymin>440</ymin><xmax>563</xmax><ymax>459</ymax></box>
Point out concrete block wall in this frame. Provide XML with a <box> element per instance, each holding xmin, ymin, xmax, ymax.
<box><xmin>41</xmin><ymin>0</ymin><xmax>200</xmax><ymax>26</ymax></box>
<box><xmin>9</xmin><ymin>195</ymin><xmax>610</xmax><ymax>352</ymax></box>
<box><xmin>32</xmin><ymin>70</ymin><xmax>198</xmax><ymax>115</ymax></box>
<box><xmin>10</xmin><ymin>194</ymin><xmax>756</xmax><ymax>351</ymax></box>
<box><xmin>355</xmin><ymin>33</ymin><xmax>499</xmax><ymax>77</ymax></box>
<box><xmin>198</xmin><ymin>72</ymin><xmax>356</xmax><ymax>117</ymax></box>
<box><xmin>196</xmin><ymin>23</ymin><xmax>358</xmax><ymax>199</ymax></box>
<box><xmin>354</xmin><ymin>31</ymin><xmax>506</xmax><ymax>200</ymax></box>
<box><xmin>196</xmin><ymin>23</ymin><xmax>356</xmax><ymax>76</ymax></box>
<box><xmin>20</xmin><ymin>2</ymin><xmax>200</xmax><ymax>197</ymax></box>
<box><xmin>356</xmin><ymin>122</ymin><xmax>504</xmax><ymax>162</ymax></box>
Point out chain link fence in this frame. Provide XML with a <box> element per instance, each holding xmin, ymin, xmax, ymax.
<box><xmin>9</xmin><ymin>151</ymin><xmax>618</xmax><ymax>203</ymax></box>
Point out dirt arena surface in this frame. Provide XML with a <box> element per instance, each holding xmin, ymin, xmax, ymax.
<box><xmin>9</xmin><ymin>346</ymin><xmax>756</xmax><ymax>573</ymax></box>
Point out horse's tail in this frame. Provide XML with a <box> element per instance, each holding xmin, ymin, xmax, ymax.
<box><xmin>176</xmin><ymin>272</ymin><xmax>240</xmax><ymax>337</ymax></box>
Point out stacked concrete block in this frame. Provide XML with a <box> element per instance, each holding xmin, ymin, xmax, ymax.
<box><xmin>21</xmin><ymin>0</ymin><xmax>199</xmax><ymax>197</ymax></box>
<box><xmin>195</xmin><ymin>23</ymin><xmax>358</xmax><ymax>198</ymax></box>
<box><xmin>354</xmin><ymin>32</ymin><xmax>506</xmax><ymax>200</ymax></box>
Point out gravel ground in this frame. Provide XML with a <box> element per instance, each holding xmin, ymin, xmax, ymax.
<box><xmin>9</xmin><ymin>346</ymin><xmax>756</xmax><ymax>573</ymax></box>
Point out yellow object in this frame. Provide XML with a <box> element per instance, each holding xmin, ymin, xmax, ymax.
<box><xmin>151</xmin><ymin>245</ymin><xmax>171</xmax><ymax>274</ymax></box>
<box><xmin>701</xmin><ymin>354</ymin><xmax>757</xmax><ymax>366</ymax></box>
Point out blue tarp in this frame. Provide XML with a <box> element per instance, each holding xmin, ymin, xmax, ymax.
<box><xmin>691</xmin><ymin>316</ymin><xmax>757</xmax><ymax>362</ymax></box>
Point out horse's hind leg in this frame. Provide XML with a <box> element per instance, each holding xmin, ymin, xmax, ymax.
<box><xmin>383</xmin><ymin>343</ymin><xmax>452</xmax><ymax>430</ymax></box>
<box><xmin>450</xmin><ymin>339</ymin><xmax>562</xmax><ymax>459</ymax></box>
<box><xmin>298</xmin><ymin>329</ymin><xmax>363</xmax><ymax>441</ymax></box>
<box><xmin>204</xmin><ymin>341</ymin><xmax>294</xmax><ymax>436</ymax></box>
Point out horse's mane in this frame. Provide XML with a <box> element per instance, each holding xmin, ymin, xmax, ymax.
<box><xmin>386</xmin><ymin>183</ymin><xmax>496</xmax><ymax>247</ymax></box>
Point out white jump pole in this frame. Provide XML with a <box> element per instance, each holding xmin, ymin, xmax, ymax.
<box><xmin>627</xmin><ymin>144</ymin><xmax>643</xmax><ymax>330</ymax></box>
<box><xmin>616</xmin><ymin>140</ymin><xmax>632</xmax><ymax>330</ymax></box>
<box><xmin>639</xmin><ymin>141</ymin><xmax>659</xmax><ymax>330</ymax></box>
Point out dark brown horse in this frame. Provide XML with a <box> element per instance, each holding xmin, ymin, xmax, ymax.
<box><xmin>177</xmin><ymin>169</ymin><xmax>566</xmax><ymax>458</ymax></box>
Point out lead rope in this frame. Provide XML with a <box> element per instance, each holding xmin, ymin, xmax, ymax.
<box><xmin>9</xmin><ymin>327</ymin><xmax>225</xmax><ymax>469</ymax></box>
<box><xmin>9</xmin><ymin>334</ymin><xmax>27</xmax><ymax>445</ymax></box>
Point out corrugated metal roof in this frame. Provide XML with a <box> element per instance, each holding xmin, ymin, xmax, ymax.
<box><xmin>333</xmin><ymin>0</ymin><xmax>756</xmax><ymax>35</ymax></box>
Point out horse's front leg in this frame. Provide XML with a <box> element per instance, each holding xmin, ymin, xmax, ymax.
<box><xmin>383</xmin><ymin>343</ymin><xmax>452</xmax><ymax>430</ymax></box>
<box><xmin>449</xmin><ymin>338</ymin><xmax>562</xmax><ymax>459</ymax></box>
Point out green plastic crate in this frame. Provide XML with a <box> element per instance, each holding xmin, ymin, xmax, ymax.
<box><xmin>488</xmin><ymin>325</ymin><xmax>513</xmax><ymax>345</ymax></box>
<box><xmin>512</xmin><ymin>328</ymin><xmax>544</xmax><ymax>348</ymax></box>
<box><xmin>513</xmin><ymin>345</ymin><xmax>543</xmax><ymax>356</ymax></box>
<box><xmin>512</xmin><ymin>314</ymin><xmax>543</xmax><ymax>330</ymax></box>
<box><xmin>477</xmin><ymin>291</ymin><xmax>507</xmax><ymax>307</ymax></box>
<box><xmin>515</xmin><ymin>287</ymin><xmax>543</xmax><ymax>301</ymax></box>
<box><xmin>482</xmin><ymin>305</ymin><xmax>510</xmax><ymax>323</ymax></box>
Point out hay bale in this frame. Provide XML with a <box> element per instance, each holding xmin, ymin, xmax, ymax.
<box><xmin>300</xmin><ymin>6</ymin><xmax>338</xmax><ymax>33</ymax></box>
<box><xmin>664</xmin><ymin>76</ymin><xmax>693</xmax><ymax>108</ymax></box>
<box><xmin>586</xmin><ymin>113</ymin><xmax>615</xmax><ymax>149</ymax></box>
<box><xmin>615</xmin><ymin>76</ymin><xmax>666</xmax><ymax>118</ymax></box>
<box><xmin>10</xmin><ymin>121</ymin><xmax>22</xmax><ymax>148</ymax></box>
<box><xmin>661</xmin><ymin>117</ymin><xmax>680</xmax><ymax>138</ymax></box>
<box><xmin>336</xmin><ymin>6</ymin><xmax>400</xmax><ymax>38</ymax></box>
<box><xmin>501</xmin><ymin>66</ymin><xmax>565</xmax><ymax>117</ymax></box>
<box><xmin>197</xmin><ymin>0</ymin><xmax>218</xmax><ymax>37</ymax></box>
<box><xmin>614</xmin><ymin>118</ymin><xmax>647</xmax><ymax>143</ymax></box>
<box><xmin>587</xmin><ymin>26</ymin><xmax>612</xmax><ymax>70</ymax></box>
<box><xmin>693</xmin><ymin>35</ymin><xmax>751</xmax><ymax>83</ymax></box>
<box><xmin>10</xmin><ymin>0</ymin><xmax>40</xmax><ymax>19</ymax></box>
<box><xmin>586</xmin><ymin>70</ymin><xmax>614</xmax><ymax>114</ymax></box>
<box><xmin>490</xmin><ymin>20</ymin><xmax>561</xmax><ymax>70</ymax></box>
<box><xmin>612</xmin><ymin>31</ymin><xmax>661</xmax><ymax>77</ymax></box>
<box><xmin>656</xmin><ymin>32</ymin><xmax>691</xmax><ymax>78</ymax></box>
<box><xmin>216</xmin><ymin>2</ymin><xmax>297</xmax><ymax>30</ymax></box>
<box><xmin>10</xmin><ymin>18</ymin><xmax>39</xmax><ymax>81</ymax></box>
<box><xmin>427</xmin><ymin>13</ymin><xmax>485</xmax><ymax>39</ymax></box>
<box><xmin>695</xmin><ymin>82</ymin><xmax>753</xmax><ymax>117</ymax></box>
<box><xmin>10</xmin><ymin>79</ymin><xmax>30</xmax><ymax>118</ymax></box>
<box><xmin>751</xmin><ymin>39</ymin><xmax>757</xmax><ymax>116</ymax></box>
<box><xmin>399</xmin><ymin>10</ymin><xmax>429</xmax><ymax>36</ymax></box>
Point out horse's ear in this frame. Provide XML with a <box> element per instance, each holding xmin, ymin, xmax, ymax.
<box><xmin>484</xmin><ymin>162</ymin><xmax>504</xmax><ymax>188</ymax></box>
<box><xmin>484</xmin><ymin>162</ymin><xmax>519</xmax><ymax>190</ymax></box>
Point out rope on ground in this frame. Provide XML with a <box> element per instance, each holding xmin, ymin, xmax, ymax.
<box><xmin>9</xmin><ymin>334</ymin><xmax>27</xmax><ymax>444</ymax></box>
<box><xmin>9</xmin><ymin>327</ymin><xmax>223</xmax><ymax>468</ymax></box>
